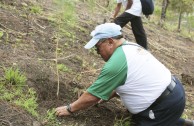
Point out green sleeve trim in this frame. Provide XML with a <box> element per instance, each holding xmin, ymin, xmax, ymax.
<box><xmin>87</xmin><ymin>47</ymin><xmax>127</xmax><ymax>100</ymax></box>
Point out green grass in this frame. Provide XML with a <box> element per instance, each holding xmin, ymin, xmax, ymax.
<box><xmin>0</xmin><ymin>67</ymin><xmax>39</xmax><ymax>117</ymax></box>
<box><xmin>4</xmin><ymin>67</ymin><xmax>27</xmax><ymax>86</ymax></box>
<box><xmin>0</xmin><ymin>31</ymin><xmax>3</xmax><ymax>38</ymax></box>
<box><xmin>114</xmin><ymin>116</ymin><xmax>131</xmax><ymax>126</ymax></box>
<box><xmin>150</xmin><ymin>3</ymin><xmax>194</xmax><ymax>40</ymax></box>
<box><xmin>51</xmin><ymin>0</ymin><xmax>77</xmax><ymax>28</ymax></box>
<box><xmin>42</xmin><ymin>109</ymin><xmax>61</xmax><ymax>126</ymax></box>
<box><xmin>44</xmin><ymin>0</ymin><xmax>78</xmax><ymax>45</ymax></box>
<box><xmin>30</xmin><ymin>5</ymin><xmax>43</xmax><ymax>14</ymax></box>
<box><xmin>57</xmin><ymin>64</ymin><xmax>71</xmax><ymax>72</ymax></box>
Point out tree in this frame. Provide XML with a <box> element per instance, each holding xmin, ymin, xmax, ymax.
<box><xmin>170</xmin><ymin>0</ymin><xmax>194</xmax><ymax>31</ymax></box>
<box><xmin>161</xmin><ymin>0</ymin><xmax>170</xmax><ymax>20</ymax></box>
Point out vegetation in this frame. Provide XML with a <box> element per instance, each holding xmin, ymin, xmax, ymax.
<box><xmin>153</xmin><ymin>0</ymin><xmax>194</xmax><ymax>40</ymax></box>
<box><xmin>0</xmin><ymin>0</ymin><xmax>193</xmax><ymax>125</ymax></box>
<box><xmin>43</xmin><ymin>109</ymin><xmax>61</xmax><ymax>126</ymax></box>
<box><xmin>0</xmin><ymin>67</ymin><xmax>38</xmax><ymax>117</ymax></box>
<box><xmin>114</xmin><ymin>116</ymin><xmax>131</xmax><ymax>126</ymax></box>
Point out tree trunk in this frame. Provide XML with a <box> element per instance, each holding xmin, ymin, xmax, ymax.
<box><xmin>178</xmin><ymin>4</ymin><xmax>182</xmax><ymax>31</ymax></box>
<box><xmin>187</xmin><ymin>14</ymin><xmax>191</xmax><ymax>34</ymax></box>
<box><xmin>178</xmin><ymin>12</ymin><xmax>182</xmax><ymax>32</ymax></box>
<box><xmin>161</xmin><ymin>0</ymin><xmax>170</xmax><ymax>21</ymax></box>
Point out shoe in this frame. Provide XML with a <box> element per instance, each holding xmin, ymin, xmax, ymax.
<box><xmin>184</xmin><ymin>119</ymin><xmax>194</xmax><ymax>126</ymax></box>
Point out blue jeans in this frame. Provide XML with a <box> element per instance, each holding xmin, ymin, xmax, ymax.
<box><xmin>131</xmin><ymin>76</ymin><xmax>185</xmax><ymax>126</ymax></box>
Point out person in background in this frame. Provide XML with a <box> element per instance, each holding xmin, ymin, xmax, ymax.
<box><xmin>55</xmin><ymin>23</ymin><xmax>193</xmax><ymax>126</ymax></box>
<box><xmin>112</xmin><ymin>0</ymin><xmax>148</xmax><ymax>49</ymax></box>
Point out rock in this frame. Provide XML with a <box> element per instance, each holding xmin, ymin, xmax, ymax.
<box><xmin>21</xmin><ymin>2</ymin><xmax>28</xmax><ymax>7</ymax></box>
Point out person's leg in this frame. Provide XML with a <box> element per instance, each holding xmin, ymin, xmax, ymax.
<box><xmin>130</xmin><ymin>17</ymin><xmax>147</xmax><ymax>49</ymax></box>
<box><xmin>176</xmin><ymin>119</ymin><xmax>194</xmax><ymax>126</ymax></box>
<box><xmin>185</xmin><ymin>119</ymin><xmax>194</xmax><ymax>126</ymax></box>
<box><xmin>131</xmin><ymin>76</ymin><xmax>186</xmax><ymax>126</ymax></box>
<box><xmin>114</xmin><ymin>12</ymin><xmax>133</xmax><ymax>28</ymax></box>
<box><xmin>176</xmin><ymin>118</ymin><xmax>185</xmax><ymax>126</ymax></box>
<box><xmin>114</xmin><ymin>12</ymin><xmax>147</xmax><ymax>49</ymax></box>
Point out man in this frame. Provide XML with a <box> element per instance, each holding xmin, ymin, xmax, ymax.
<box><xmin>55</xmin><ymin>23</ymin><xmax>193</xmax><ymax>126</ymax></box>
<box><xmin>112</xmin><ymin>0</ymin><xmax>148</xmax><ymax>49</ymax></box>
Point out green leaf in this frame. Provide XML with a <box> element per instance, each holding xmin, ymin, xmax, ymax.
<box><xmin>0</xmin><ymin>31</ymin><xmax>3</xmax><ymax>38</ymax></box>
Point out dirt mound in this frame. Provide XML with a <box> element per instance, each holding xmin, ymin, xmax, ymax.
<box><xmin>0</xmin><ymin>101</ymin><xmax>35</xmax><ymax>126</ymax></box>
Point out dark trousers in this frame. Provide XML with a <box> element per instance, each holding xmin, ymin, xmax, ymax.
<box><xmin>131</xmin><ymin>76</ymin><xmax>186</xmax><ymax>126</ymax></box>
<box><xmin>114</xmin><ymin>12</ymin><xmax>147</xmax><ymax>49</ymax></box>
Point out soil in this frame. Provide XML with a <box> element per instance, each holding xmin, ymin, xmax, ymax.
<box><xmin>0</xmin><ymin>0</ymin><xmax>194</xmax><ymax>126</ymax></box>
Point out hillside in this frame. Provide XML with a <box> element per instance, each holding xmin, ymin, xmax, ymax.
<box><xmin>0</xmin><ymin>0</ymin><xmax>194</xmax><ymax>126</ymax></box>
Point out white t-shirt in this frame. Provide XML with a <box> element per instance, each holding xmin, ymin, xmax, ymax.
<box><xmin>116</xmin><ymin>42</ymin><xmax>171</xmax><ymax>114</ymax></box>
<box><xmin>117</xmin><ymin>0</ymin><xmax>142</xmax><ymax>16</ymax></box>
<box><xmin>88</xmin><ymin>41</ymin><xmax>171</xmax><ymax>114</ymax></box>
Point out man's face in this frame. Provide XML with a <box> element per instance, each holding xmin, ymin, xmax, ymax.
<box><xmin>95</xmin><ymin>38</ymin><xmax>114</xmax><ymax>62</ymax></box>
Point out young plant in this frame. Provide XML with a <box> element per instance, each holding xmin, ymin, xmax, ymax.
<box><xmin>57</xmin><ymin>64</ymin><xmax>71</xmax><ymax>72</ymax></box>
<box><xmin>30</xmin><ymin>5</ymin><xmax>43</xmax><ymax>14</ymax></box>
<box><xmin>0</xmin><ymin>67</ymin><xmax>39</xmax><ymax>117</ymax></box>
<box><xmin>4</xmin><ymin>67</ymin><xmax>27</xmax><ymax>86</ymax></box>
<box><xmin>43</xmin><ymin>109</ymin><xmax>61</xmax><ymax>126</ymax></box>
<box><xmin>114</xmin><ymin>116</ymin><xmax>131</xmax><ymax>126</ymax></box>
<box><xmin>14</xmin><ymin>88</ymin><xmax>38</xmax><ymax>117</ymax></box>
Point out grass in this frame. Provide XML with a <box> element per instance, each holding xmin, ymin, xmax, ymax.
<box><xmin>50</xmin><ymin>0</ymin><xmax>77</xmax><ymax>28</ymax></box>
<box><xmin>114</xmin><ymin>116</ymin><xmax>131</xmax><ymax>126</ymax></box>
<box><xmin>151</xmin><ymin>4</ymin><xmax>194</xmax><ymax>41</ymax></box>
<box><xmin>29</xmin><ymin>5</ymin><xmax>43</xmax><ymax>14</ymax></box>
<box><xmin>4</xmin><ymin>67</ymin><xmax>26</xmax><ymax>86</ymax></box>
<box><xmin>0</xmin><ymin>67</ymin><xmax>39</xmax><ymax>117</ymax></box>
<box><xmin>0</xmin><ymin>31</ymin><xmax>3</xmax><ymax>38</ymax></box>
<box><xmin>57</xmin><ymin>64</ymin><xmax>71</xmax><ymax>72</ymax></box>
<box><xmin>42</xmin><ymin>109</ymin><xmax>61</xmax><ymax>126</ymax></box>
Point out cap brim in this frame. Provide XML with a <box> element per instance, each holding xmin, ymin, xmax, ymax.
<box><xmin>84</xmin><ymin>38</ymin><xmax>99</xmax><ymax>49</ymax></box>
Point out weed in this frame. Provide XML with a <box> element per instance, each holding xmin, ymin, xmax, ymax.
<box><xmin>0</xmin><ymin>67</ymin><xmax>39</xmax><ymax>117</ymax></box>
<box><xmin>14</xmin><ymin>88</ymin><xmax>38</xmax><ymax>117</ymax></box>
<box><xmin>47</xmin><ymin>0</ymin><xmax>77</xmax><ymax>39</ymax></box>
<box><xmin>114</xmin><ymin>116</ymin><xmax>131</xmax><ymax>126</ymax></box>
<box><xmin>57</xmin><ymin>64</ymin><xmax>71</xmax><ymax>72</ymax></box>
<box><xmin>43</xmin><ymin>109</ymin><xmax>61</xmax><ymax>126</ymax></box>
<box><xmin>4</xmin><ymin>67</ymin><xmax>27</xmax><ymax>86</ymax></box>
<box><xmin>30</xmin><ymin>5</ymin><xmax>43</xmax><ymax>14</ymax></box>
<box><xmin>0</xmin><ymin>31</ymin><xmax>3</xmax><ymax>38</ymax></box>
<box><xmin>1</xmin><ymin>91</ymin><xmax>15</xmax><ymax>101</ymax></box>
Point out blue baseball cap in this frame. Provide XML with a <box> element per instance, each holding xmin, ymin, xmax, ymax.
<box><xmin>84</xmin><ymin>23</ymin><xmax>122</xmax><ymax>49</ymax></box>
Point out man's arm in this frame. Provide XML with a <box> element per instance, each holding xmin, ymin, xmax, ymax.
<box><xmin>55</xmin><ymin>91</ymin><xmax>100</xmax><ymax>116</ymax></box>
<box><xmin>98</xmin><ymin>90</ymin><xmax>120</xmax><ymax>104</ymax></box>
<box><xmin>113</xmin><ymin>3</ymin><xmax>122</xmax><ymax>19</ymax></box>
<box><xmin>125</xmin><ymin>0</ymin><xmax>133</xmax><ymax>10</ymax></box>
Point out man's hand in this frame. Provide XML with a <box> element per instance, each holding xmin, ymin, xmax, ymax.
<box><xmin>55</xmin><ymin>106</ymin><xmax>71</xmax><ymax>117</ymax></box>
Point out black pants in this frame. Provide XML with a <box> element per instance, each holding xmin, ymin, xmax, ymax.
<box><xmin>131</xmin><ymin>76</ymin><xmax>185</xmax><ymax>126</ymax></box>
<box><xmin>114</xmin><ymin>12</ymin><xmax>147</xmax><ymax>49</ymax></box>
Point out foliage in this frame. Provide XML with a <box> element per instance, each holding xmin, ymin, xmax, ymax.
<box><xmin>0</xmin><ymin>31</ymin><xmax>3</xmax><ymax>38</ymax></box>
<box><xmin>14</xmin><ymin>88</ymin><xmax>38</xmax><ymax>117</ymax></box>
<box><xmin>57</xmin><ymin>64</ymin><xmax>71</xmax><ymax>72</ymax></box>
<box><xmin>114</xmin><ymin>116</ymin><xmax>131</xmax><ymax>126</ymax></box>
<box><xmin>0</xmin><ymin>67</ymin><xmax>38</xmax><ymax>117</ymax></box>
<box><xmin>46</xmin><ymin>0</ymin><xmax>77</xmax><ymax>41</ymax></box>
<box><xmin>43</xmin><ymin>109</ymin><xmax>61</xmax><ymax>126</ymax></box>
<box><xmin>4</xmin><ymin>67</ymin><xmax>27</xmax><ymax>86</ymax></box>
<box><xmin>29</xmin><ymin>5</ymin><xmax>43</xmax><ymax>14</ymax></box>
<box><xmin>152</xmin><ymin>0</ymin><xmax>194</xmax><ymax>39</ymax></box>
<box><xmin>170</xmin><ymin>0</ymin><xmax>194</xmax><ymax>14</ymax></box>
<box><xmin>52</xmin><ymin>0</ymin><xmax>77</xmax><ymax>27</ymax></box>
